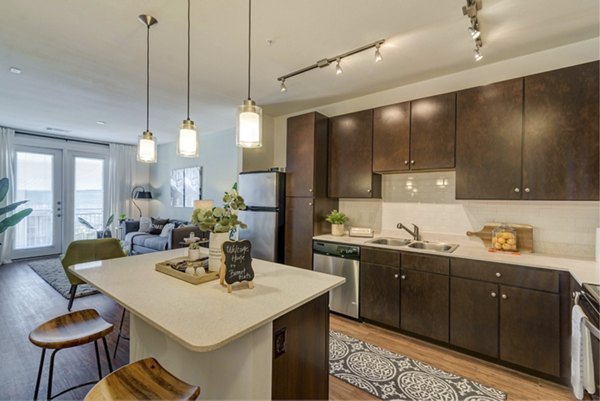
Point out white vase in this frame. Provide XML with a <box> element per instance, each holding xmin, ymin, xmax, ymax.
<box><xmin>188</xmin><ymin>248</ymin><xmax>202</xmax><ymax>261</ymax></box>
<box><xmin>209</xmin><ymin>232</ymin><xmax>229</xmax><ymax>271</ymax></box>
<box><xmin>331</xmin><ymin>224</ymin><xmax>345</xmax><ymax>236</ymax></box>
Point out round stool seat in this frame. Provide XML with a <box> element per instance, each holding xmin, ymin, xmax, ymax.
<box><xmin>29</xmin><ymin>309</ymin><xmax>113</xmax><ymax>349</ymax></box>
<box><xmin>85</xmin><ymin>357</ymin><xmax>200</xmax><ymax>401</ymax></box>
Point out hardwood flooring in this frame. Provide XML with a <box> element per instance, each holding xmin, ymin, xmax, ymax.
<box><xmin>1</xmin><ymin>258</ymin><xmax>573</xmax><ymax>401</ymax></box>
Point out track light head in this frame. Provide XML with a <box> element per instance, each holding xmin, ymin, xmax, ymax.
<box><xmin>468</xmin><ymin>26</ymin><xmax>481</xmax><ymax>40</ymax></box>
<box><xmin>280</xmin><ymin>79</ymin><xmax>287</xmax><ymax>93</ymax></box>
<box><xmin>473</xmin><ymin>46</ymin><xmax>483</xmax><ymax>61</ymax></box>
<box><xmin>374</xmin><ymin>44</ymin><xmax>383</xmax><ymax>63</ymax></box>
<box><xmin>335</xmin><ymin>58</ymin><xmax>343</xmax><ymax>75</ymax></box>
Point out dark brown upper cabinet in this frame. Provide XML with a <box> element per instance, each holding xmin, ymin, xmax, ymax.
<box><xmin>410</xmin><ymin>93</ymin><xmax>456</xmax><ymax>170</ymax></box>
<box><xmin>522</xmin><ymin>61</ymin><xmax>599</xmax><ymax>200</ymax></box>
<box><xmin>456</xmin><ymin>79</ymin><xmax>524</xmax><ymax>200</ymax></box>
<box><xmin>373</xmin><ymin>94</ymin><xmax>456</xmax><ymax>173</ymax></box>
<box><xmin>373</xmin><ymin>102</ymin><xmax>410</xmax><ymax>172</ymax></box>
<box><xmin>286</xmin><ymin>112</ymin><xmax>329</xmax><ymax>198</ymax></box>
<box><xmin>328</xmin><ymin>110</ymin><xmax>381</xmax><ymax>198</ymax></box>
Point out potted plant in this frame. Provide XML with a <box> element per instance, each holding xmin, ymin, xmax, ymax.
<box><xmin>118</xmin><ymin>213</ymin><xmax>127</xmax><ymax>224</ymax></box>
<box><xmin>78</xmin><ymin>214</ymin><xmax>114</xmax><ymax>238</ymax></box>
<box><xmin>326</xmin><ymin>210</ymin><xmax>348</xmax><ymax>236</ymax></box>
<box><xmin>191</xmin><ymin>184</ymin><xmax>247</xmax><ymax>270</ymax></box>
<box><xmin>188</xmin><ymin>241</ymin><xmax>202</xmax><ymax>261</ymax></box>
<box><xmin>0</xmin><ymin>177</ymin><xmax>32</xmax><ymax>248</ymax></box>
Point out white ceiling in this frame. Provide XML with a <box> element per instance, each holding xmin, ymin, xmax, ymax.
<box><xmin>0</xmin><ymin>0</ymin><xmax>598</xmax><ymax>145</ymax></box>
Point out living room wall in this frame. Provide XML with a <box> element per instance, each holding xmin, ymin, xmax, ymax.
<box><xmin>148</xmin><ymin>128</ymin><xmax>240</xmax><ymax>221</ymax></box>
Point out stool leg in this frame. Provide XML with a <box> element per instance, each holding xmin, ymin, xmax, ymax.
<box><xmin>33</xmin><ymin>348</ymin><xmax>46</xmax><ymax>401</ymax></box>
<box><xmin>112</xmin><ymin>308</ymin><xmax>126</xmax><ymax>359</ymax></box>
<box><xmin>93</xmin><ymin>341</ymin><xmax>102</xmax><ymax>380</ymax></box>
<box><xmin>67</xmin><ymin>285</ymin><xmax>77</xmax><ymax>311</ymax></box>
<box><xmin>101</xmin><ymin>337</ymin><xmax>113</xmax><ymax>373</ymax></box>
<box><xmin>47</xmin><ymin>349</ymin><xmax>59</xmax><ymax>401</ymax></box>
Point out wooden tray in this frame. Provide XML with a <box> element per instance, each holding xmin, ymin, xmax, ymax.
<box><xmin>155</xmin><ymin>257</ymin><xmax>219</xmax><ymax>285</ymax></box>
<box><xmin>467</xmin><ymin>223</ymin><xmax>534</xmax><ymax>253</ymax></box>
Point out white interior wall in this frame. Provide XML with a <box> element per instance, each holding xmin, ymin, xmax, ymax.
<box><xmin>272</xmin><ymin>38</ymin><xmax>600</xmax><ymax>258</ymax></box>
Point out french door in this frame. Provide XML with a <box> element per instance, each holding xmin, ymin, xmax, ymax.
<box><xmin>12</xmin><ymin>137</ymin><xmax>109</xmax><ymax>259</ymax></box>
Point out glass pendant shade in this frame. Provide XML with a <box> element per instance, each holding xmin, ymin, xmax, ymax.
<box><xmin>177</xmin><ymin>119</ymin><xmax>199</xmax><ymax>157</ymax></box>
<box><xmin>137</xmin><ymin>131</ymin><xmax>157</xmax><ymax>163</ymax></box>
<box><xmin>236</xmin><ymin>99</ymin><xmax>262</xmax><ymax>148</ymax></box>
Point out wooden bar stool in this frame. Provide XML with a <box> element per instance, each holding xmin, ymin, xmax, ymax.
<box><xmin>29</xmin><ymin>309</ymin><xmax>114</xmax><ymax>400</ymax></box>
<box><xmin>85</xmin><ymin>357</ymin><xmax>200</xmax><ymax>401</ymax></box>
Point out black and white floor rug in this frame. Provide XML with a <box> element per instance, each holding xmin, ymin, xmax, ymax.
<box><xmin>330</xmin><ymin>330</ymin><xmax>507</xmax><ymax>401</ymax></box>
<box><xmin>28</xmin><ymin>258</ymin><xmax>98</xmax><ymax>299</ymax></box>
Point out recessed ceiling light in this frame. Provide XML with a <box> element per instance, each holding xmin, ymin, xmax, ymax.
<box><xmin>9</xmin><ymin>67</ymin><xmax>21</xmax><ymax>74</ymax></box>
<box><xmin>96</xmin><ymin>121</ymin><xmax>106</xmax><ymax>125</ymax></box>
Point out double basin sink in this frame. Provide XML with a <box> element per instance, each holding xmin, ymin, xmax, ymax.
<box><xmin>366</xmin><ymin>237</ymin><xmax>459</xmax><ymax>253</ymax></box>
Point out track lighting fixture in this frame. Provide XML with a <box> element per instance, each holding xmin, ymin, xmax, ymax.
<box><xmin>276</xmin><ymin>39</ymin><xmax>385</xmax><ymax>91</ymax></box>
<box><xmin>374</xmin><ymin>43</ymin><xmax>383</xmax><ymax>62</ymax></box>
<box><xmin>335</xmin><ymin>58</ymin><xmax>343</xmax><ymax>75</ymax></box>
<box><xmin>462</xmin><ymin>0</ymin><xmax>484</xmax><ymax>62</ymax></box>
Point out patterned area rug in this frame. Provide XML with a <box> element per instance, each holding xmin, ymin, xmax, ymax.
<box><xmin>330</xmin><ymin>330</ymin><xmax>507</xmax><ymax>401</ymax></box>
<box><xmin>28</xmin><ymin>258</ymin><xmax>98</xmax><ymax>299</ymax></box>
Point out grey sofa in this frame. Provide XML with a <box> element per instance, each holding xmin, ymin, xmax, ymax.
<box><xmin>121</xmin><ymin>219</ymin><xmax>208</xmax><ymax>254</ymax></box>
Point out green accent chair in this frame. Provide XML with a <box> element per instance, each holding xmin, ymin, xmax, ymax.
<box><xmin>61</xmin><ymin>238</ymin><xmax>125</xmax><ymax>311</ymax></box>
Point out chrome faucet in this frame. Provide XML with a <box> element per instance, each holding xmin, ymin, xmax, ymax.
<box><xmin>397</xmin><ymin>223</ymin><xmax>421</xmax><ymax>241</ymax></box>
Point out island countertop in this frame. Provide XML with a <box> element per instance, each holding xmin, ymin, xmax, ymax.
<box><xmin>70</xmin><ymin>248</ymin><xmax>344</xmax><ymax>352</ymax></box>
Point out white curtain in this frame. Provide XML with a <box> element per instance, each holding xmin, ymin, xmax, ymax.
<box><xmin>0</xmin><ymin>128</ymin><xmax>15</xmax><ymax>264</ymax></box>
<box><xmin>108</xmin><ymin>144</ymin><xmax>137</xmax><ymax>223</ymax></box>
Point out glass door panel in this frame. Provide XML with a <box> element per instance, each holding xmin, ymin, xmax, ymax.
<box><xmin>13</xmin><ymin>148</ymin><xmax>63</xmax><ymax>257</ymax></box>
<box><xmin>73</xmin><ymin>157</ymin><xmax>105</xmax><ymax>240</ymax></box>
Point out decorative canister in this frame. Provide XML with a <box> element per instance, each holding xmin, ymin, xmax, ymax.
<box><xmin>491</xmin><ymin>224</ymin><xmax>517</xmax><ymax>252</ymax></box>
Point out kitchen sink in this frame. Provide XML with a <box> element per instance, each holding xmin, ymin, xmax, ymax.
<box><xmin>407</xmin><ymin>241</ymin><xmax>459</xmax><ymax>253</ymax></box>
<box><xmin>366</xmin><ymin>238</ymin><xmax>412</xmax><ymax>247</ymax></box>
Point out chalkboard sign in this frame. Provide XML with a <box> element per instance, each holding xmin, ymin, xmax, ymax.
<box><xmin>219</xmin><ymin>240</ymin><xmax>255</xmax><ymax>293</ymax></box>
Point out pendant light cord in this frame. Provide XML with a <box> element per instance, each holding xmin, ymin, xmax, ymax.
<box><xmin>146</xmin><ymin>23</ymin><xmax>150</xmax><ymax>132</ymax></box>
<box><xmin>247</xmin><ymin>0</ymin><xmax>251</xmax><ymax>100</ymax></box>
<box><xmin>187</xmin><ymin>0</ymin><xmax>191</xmax><ymax>119</ymax></box>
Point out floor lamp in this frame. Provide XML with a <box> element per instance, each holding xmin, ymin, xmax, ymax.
<box><xmin>131</xmin><ymin>186</ymin><xmax>153</xmax><ymax>218</ymax></box>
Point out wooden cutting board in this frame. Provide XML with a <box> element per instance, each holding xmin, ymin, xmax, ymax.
<box><xmin>467</xmin><ymin>223</ymin><xmax>533</xmax><ymax>253</ymax></box>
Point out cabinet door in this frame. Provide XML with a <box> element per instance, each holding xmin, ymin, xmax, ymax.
<box><xmin>373</xmin><ymin>103</ymin><xmax>410</xmax><ymax>172</ymax></box>
<box><xmin>410</xmin><ymin>93</ymin><xmax>456</xmax><ymax>170</ymax></box>
<box><xmin>456</xmin><ymin>79</ymin><xmax>523</xmax><ymax>199</ymax></box>
<box><xmin>286</xmin><ymin>112</ymin><xmax>329</xmax><ymax>198</ymax></box>
<box><xmin>401</xmin><ymin>269</ymin><xmax>449</xmax><ymax>342</ymax></box>
<box><xmin>499</xmin><ymin>285</ymin><xmax>560</xmax><ymax>376</ymax></box>
<box><xmin>284</xmin><ymin>197</ymin><xmax>314</xmax><ymax>269</ymax></box>
<box><xmin>360</xmin><ymin>263</ymin><xmax>400</xmax><ymax>328</ymax></box>
<box><xmin>450</xmin><ymin>277</ymin><xmax>498</xmax><ymax>358</ymax></box>
<box><xmin>329</xmin><ymin>110</ymin><xmax>381</xmax><ymax>198</ymax></box>
<box><xmin>523</xmin><ymin>61</ymin><xmax>599</xmax><ymax>200</ymax></box>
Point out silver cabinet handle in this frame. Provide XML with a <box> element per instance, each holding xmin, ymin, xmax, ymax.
<box><xmin>394</xmin><ymin>274</ymin><xmax>399</xmax><ymax>279</ymax></box>
<box><xmin>308</xmin><ymin>202</ymin><xmax>313</xmax><ymax>206</ymax></box>
<box><xmin>308</xmin><ymin>188</ymin><xmax>313</xmax><ymax>193</ymax></box>
<box><xmin>491</xmin><ymin>292</ymin><xmax>497</xmax><ymax>298</ymax></box>
<box><xmin>410</xmin><ymin>160</ymin><xmax>415</xmax><ymax>165</ymax></box>
<box><xmin>514</xmin><ymin>187</ymin><xmax>520</xmax><ymax>193</ymax></box>
<box><xmin>524</xmin><ymin>187</ymin><xmax>530</xmax><ymax>193</ymax></box>
<box><xmin>501</xmin><ymin>294</ymin><xmax>507</xmax><ymax>300</ymax></box>
<box><xmin>495</xmin><ymin>272</ymin><xmax>501</xmax><ymax>278</ymax></box>
<box><xmin>367</xmin><ymin>189</ymin><xmax>372</xmax><ymax>193</ymax></box>
<box><xmin>404</xmin><ymin>160</ymin><xmax>408</xmax><ymax>165</ymax></box>
<box><xmin>401</xmin><ymin>275</ymin><xmax>406</xmax><ymax>280</ymax></box>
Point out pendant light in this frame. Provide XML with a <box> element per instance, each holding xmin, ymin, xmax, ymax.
<box><xmin>236</xmin><ymin>0</ymin><xmax>262</xmax><ymax>148</ymax></box>
<box><xmin>177</xmin><ymin>0</ymin><xmax>199</xmax><ymax>157</ymax></box>
<box><xmin>137</xmin><ymin>15</ymin><xmax>158</xmax><ymax>163</ymax></box>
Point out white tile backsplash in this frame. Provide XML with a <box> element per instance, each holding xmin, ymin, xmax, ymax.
<box><xmin>339</xmin><ymin>171</ymin><xmax>600</xmax><ymax>259</ymax></box>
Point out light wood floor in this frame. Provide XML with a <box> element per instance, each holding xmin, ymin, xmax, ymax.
<box><xmin>330</xmin><ymin>314</ymin><xmax>574</xmax><ymax>401</ymax></box>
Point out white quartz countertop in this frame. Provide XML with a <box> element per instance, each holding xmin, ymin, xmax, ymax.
<box><xmin>314</xmin><ymin>231</ymin><xmax>600</xmax><ymax>285</ymax></box>
<box><xmin>70</xmin><ymin>249</ymin><xmax>344</xmax><ymax>352</ymax></box>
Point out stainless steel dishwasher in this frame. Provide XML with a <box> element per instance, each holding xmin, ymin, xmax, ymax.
<box><xmin>313</xmin><ymin>241</ymin><xmax>360</xmax><ymax>319</ymax></box>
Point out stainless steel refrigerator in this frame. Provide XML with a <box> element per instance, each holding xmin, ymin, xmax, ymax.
<box><xmin>237</xmin><ymin>171</ymin><xmax>285</xmax><ymax>263</ymax></box>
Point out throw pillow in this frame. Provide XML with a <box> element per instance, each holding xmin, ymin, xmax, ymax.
<box><xmin>139</xmin><ymin>217</ymin><xmax>152</xmax><ymax>233</ymax></box>
<box><xmin>150</xmin><ymin>218</ymin><xmax>169</xmax><ymax>235</ymax></box>
<box><xmin>160</xmin><ymin>223</ymin><xmax>175</xmax><ymax>238</ymax></box>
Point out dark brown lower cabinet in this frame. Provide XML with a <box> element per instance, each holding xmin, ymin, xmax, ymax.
<box><xmin>360</xmin><ymin>263</ymin><xmax>400</xmax><ymax>328</ymax></box>
<box><xmin>499</xmin><ymin>285</ymin><xmax>560</xmax><ymax>377</ymax></box>
<box><xmin>272</xmin><ymin>293</ymin><xmax>329</xmax><ymax>400</ymax></box>
<box><xmin>401</xmin><ymin>269</ymin><xmax>449</xmax><ymax>342</ymax></box>
<box><xmin>450</xmin><ymin>277</ymin><xmax>499</xmax><ymax>357</ymax></box>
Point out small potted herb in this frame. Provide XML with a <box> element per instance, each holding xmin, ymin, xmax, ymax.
<box><xmin>326</xmin><ymin>210</ymin><xmax>348</xmax><ymax>236</ymax></box>
<box><xmin>188</xmin><ymin>241</ymin><xmax>202</xmax><ymax>261</ymax></box>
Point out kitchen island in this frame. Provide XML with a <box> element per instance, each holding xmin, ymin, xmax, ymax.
<box><xmin>70</xmin><ymin>248</ymin><xmax>344</xmax><ymax>400</ymax></box>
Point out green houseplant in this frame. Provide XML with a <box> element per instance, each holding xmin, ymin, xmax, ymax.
<box><xmin>0</xmin><ymin>177</ymin><xmax>32</xmax><ymax>245</ymax></box>
<box><xmin>325</xmin><ymin>210</ymin><xmax>348</xmax><ymax>236</ymax></box>
<box><xmin>78</xmin><ymin>214</ymin><xmax>114</xmax><ymax>238</ymax></box>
